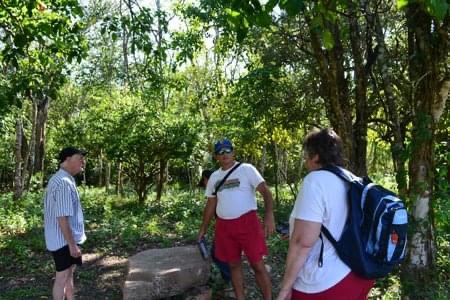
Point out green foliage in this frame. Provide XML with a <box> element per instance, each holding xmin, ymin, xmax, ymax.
<box><xmin>0</xmin><ymin>0</ymin><xmax>87</xmax><ymax>105</ymax></box>
<box><xmin>0</xmin><ymin>0</ymin><xmax>86</xmax><ymax>66</ymax></box>
<box><xmin>0</xmin><ymin>112</ymin><xmax>16</xmax><ymax>186</ymax></box>
<box><xmin>75</xmin><ymin>187</ymin><xmax>207</xmax><ymax>252</ymax></box>
<box><xmin>185</xmin><ymin>0</ymin><xmax>277</xmax><ymax>42</ymax></box>
<box><xmin>434</xmin><ymin>110</ymin><xmax>449</xmax><ymax>237</ymax></box>
<box><xmin>171</xmin><ymin>27</ymin><xmax>204</xmax><ymax>64</ymax></box>
<box><xmin>279</xmin><ymin>0</ymin><xmax>305</xmax><ymax>16</ymax></box>
<box><xmin>102</xmin><ymin>98</ymin><xmax>200</xmax><ymax>201</ymax></box>
<box><xmin>397</xmin><ymin>0</ymin><xmax>449</xmax><ymax>21</ymax></box>
<box><xmin>0</xmin><ymin>192</ymin><xmax>46</xmax><ymax>277</ymax></box>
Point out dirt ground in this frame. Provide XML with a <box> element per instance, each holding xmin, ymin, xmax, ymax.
<box><xmin>0</xmin><ymin>247</ymin><xmax>284</xmax><ymax>299</ymax></box>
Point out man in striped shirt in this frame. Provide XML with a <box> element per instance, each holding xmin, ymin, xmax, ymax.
<box><xmin>44</xmin><ymin>147</ymin><xmax>87</xmax><ymax>300</ymax></box>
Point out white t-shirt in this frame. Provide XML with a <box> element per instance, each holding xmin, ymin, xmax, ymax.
<box><xmin>205</xmin><ymin>162</ymin><xmax>264</xmax><ymax>219</ymax></box>
<box><xmin>289</xmin><ymin>169</ymin><xmax>351</xmax><ymax>293</ymax></box>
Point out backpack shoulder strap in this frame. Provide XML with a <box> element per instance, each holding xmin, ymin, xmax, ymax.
<box><xmin>321</xmin><ymin>226</ymin><xmax>337</xmax><ymax>245</ymax></box>
<box><xmin>318</xmin><ymin>165</ymin><xmax>353</xmax><ymax>240</ymax></box>
<box><xmin>319</xmin><ymin>165</ymin><xmax>354</xmax><ymax>183</ymax></box>
<box><xmin>213</xmin><ymin>162</ymin><xmax>242</xmax><ymax>196</ymax></box>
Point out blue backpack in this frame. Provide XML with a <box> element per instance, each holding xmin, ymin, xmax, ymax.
<box><xmin>319</xmin><ymin>166</ymin><xmax>408</xmax><ymax>279</ymax></box>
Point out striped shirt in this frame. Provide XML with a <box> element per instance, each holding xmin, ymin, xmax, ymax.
<box><xmin>44</xmin><ymin>169</ymin><xmax>86</xmax><ymax>251</ymax></box>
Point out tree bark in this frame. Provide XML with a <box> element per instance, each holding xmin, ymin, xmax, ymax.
<box><xmin>259</xmin><ymin>145</ymin><xmax>266</xmax><ymax>176</ymax></box>
<box><xmin>272</xmin><ymin>141</ymin><xmax>279</xmax><ymax>207</ymax></box>
<box><xmin>116</xmin><ymin>162</ymin><xmax>124</xmax><ymax>196</ymax></box>
<box><xmin>120</xmin><ymin>0</ymin><xmax>129</xmax><ymax>87</ymax></box>
<box><xmin>404</xmin><ymin>4</ymin><xmax>448</xmax><ymax>288</ymax></box>
<box><xmin>374</xmin><ymin>15</ymin><xmax>408</xmax><ymax>196</ymax></box>
<box><xmin>26</xmin><ymin>100</ymin><xmax>37</xmax><ymax>189</ymax></box>
<box><xmin>105</xmin><ymin>161</ymin><xmax>111</xmax><ymax>193</ymax></box>
<box><xmin>33</xmin><ymin>96</ymin><xmax>49</xmax><ymax>175</ymax></box>
<box><xmin>347</xmin><ymin>2</ymin><xmax>368</xmax><ymax>176</ymax></box>
<box><xmin>13</xmin><ymin>119</ymin><xmax>24</xmax><ymax>200</ymax></box>
<box><xmin>307</xmin><ymin>16</ymin><xmax>355</xmax><ymax>172</ymax></box>
<box><xmin>155</xmin><ymin>159</ymin><xmax>167</xmax><ymax>203</ymax></box>
<box><xmin>136</xmin><ymin>158</ymin><xmax>147</xmax><ymax>204</ymax></box>
<box><xmin>99</xmin><ymin>150</ymin><xmax>104</xmax><ymax>187</ymax></box>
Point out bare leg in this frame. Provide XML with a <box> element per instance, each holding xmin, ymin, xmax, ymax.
<box><xmin>64</xmin><ymin>265</ymin><xmax>76</xmax><ymax>300</ymax></box>
<box><xmin>251</xmin><ymin>260</ymin><xmax>272</xmax><ymax>300</ymax></box>
<box><xmin>229</xmin><ymin>261</ymin><xmax>245</xmax><ymax>300</ymax></box>
<box><xmin>53</xmin><ymin>268</ymin><xmax>70</xmax><ymax>300</ymax></box>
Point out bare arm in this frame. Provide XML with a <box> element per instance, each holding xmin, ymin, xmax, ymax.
<box><xmin>57</xmin><ymin>216</ymin><xmax>81</xmax><ymax>257</ymax></box>
<box><xmin>197</xmin><ymin>197</ymin><xmax>217</xmax><ymax>241</ymax></box>
<box><xmin>256</xmin><ymin>181</ymin><xmax>275</xmax><ymax>236</ymax></box>
<box><xmin>277</xmin><ymin>219</ymin><xmax>322</xmax><ymax>300</ymax></box>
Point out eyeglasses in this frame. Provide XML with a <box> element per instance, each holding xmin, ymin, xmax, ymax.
<box><xmin>217</xmin><ymin>148</ymin><xmax>233</xmax><ymax>155</ymax></box>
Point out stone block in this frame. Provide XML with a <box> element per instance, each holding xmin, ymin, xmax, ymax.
<box><xmin>123</xmin><ymin>245</ymin><xmax>210</xmax><ymax>300</ymax></box>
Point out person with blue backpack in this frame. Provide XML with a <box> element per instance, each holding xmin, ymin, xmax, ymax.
<box><xmin>277</xmin><ymin>128</ymin><xmax>375</xmax><ymax>300</ymax></box>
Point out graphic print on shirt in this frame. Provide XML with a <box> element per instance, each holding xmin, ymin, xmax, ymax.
<box><xmin>215</xmin><ymin>178</ymin><xmax>240</xmax><ymax>192</ymax></box>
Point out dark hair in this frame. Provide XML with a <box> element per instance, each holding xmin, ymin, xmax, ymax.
<box><xmin>58</xmin><ymin>147</ymin><xmax>87</xmax><ymax>164</ymax></box>
<box><xmin>198</xmin><ymin>170</ymin><xmax>213</xmax><ymax>187</ymax></box>
<box><xmin>303</xmin><ymin>128</ymin><xmax>345</xmax><ymax>167</ymax></box>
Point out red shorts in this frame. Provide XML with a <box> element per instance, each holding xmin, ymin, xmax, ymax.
<box><xmin>214</xmin><ymin>210</ymin><xmax>268</xmax><ymax>265</ymax></box>
<box><xmin>291</xmin><ymin>271</ymin><xmax>374</xmax><ymax>300</ymax></box>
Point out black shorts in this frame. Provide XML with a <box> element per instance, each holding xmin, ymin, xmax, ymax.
<box><xmin>51</xmin><ymin>245</ymin><xmax>82</xmax><ymax>272</ymax></box>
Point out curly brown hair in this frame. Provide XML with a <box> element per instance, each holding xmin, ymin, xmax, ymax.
<box><xmin>303</xmin><ymin>128</ymin><xmax>345</xmax><ymax>167</ymax></box>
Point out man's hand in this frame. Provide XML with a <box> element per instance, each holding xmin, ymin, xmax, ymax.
<box><xmin>256</xmin><ymin>182</ymin><xmax>275</xmax><ymax>237</ymax></box>
<box><xmin>264</xmin><ymin>212</ymin><xmax>276</xmax><ymax>237</ymax></box>
<box><xmin>69</xmin><ymin>243</ymin><xmax>81</xmax><ymax>258</ymax></box>
<box><xmin>198</xmin><ymin>197</ymin><xmax>217</xmax><ymax>242</ymax></box>
<box><xmin>197</xmin><ymin>228</ymin><xmax>207</xmax><ymax>242</ymax></box>
<box><xmin>57</xmin><ymin>216</ymin><xmax>80</xmax><ymax>257</ymax></box>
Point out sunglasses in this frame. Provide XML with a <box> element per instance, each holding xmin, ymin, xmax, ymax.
<box><xmin>217</xmin><ymin>148</ymin><xmax>233</xmax><ymax>155</ymax></box>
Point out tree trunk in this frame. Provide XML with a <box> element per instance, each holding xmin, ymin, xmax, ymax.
<box><xmin>135</xmin><ymin>158</ymin><xmax>148</xmax><ymax>204</ymax></box>
<box><xmin>281</xmin><ymin>149</ymin><xmax>288</xmax><ymax>184</ymax></box>
<box><xmin>374</xmin><ymin>15</ymin><xmax>408</xmax><ymax>196</ymax></box>
<box><xmin>306</xmin><ymin>14</ymin><xmax>352</xmax><ymax>167</ymax></box>
<box><xmin>259</xmin><ymin>145</ymin><xmax>266</xmax><ymax>176</ymax></box>
<box><xmin>347</xmin><ymin>2</ymin><xmax>368</xmax><ymax>176</ymax></box>
<box><xmin>98</xmin><ymin>150</ymin><xmax>104</xmax><ymax>187</ymax></box>
<box><xmin>272</xmin><ymin>141</ymin><xmax>279</xmax><ymax>208</ymax></box>
<box><xmin>116</xmin><ymin>162</ymin><xmax>124</xmax><ymax>196</ymax></box>
<box><xmin>105</xmin><ymin>161</ymin><xmax>111</xmax><ymax>193</ymax></box>
<box><xmin>306</xmin><ymin>7</ymin><xmax>370</xmax><ymax>176</ymax></box>
<box><xmin>26</xmin><ymin>100</ymin><xmax>37</xmax><ymax>190</ymax></box>
<box><xmin>155</xmin><ymin>159</ymin><xmax>167</xmax><ymax>203</ymax></box>
<box><xmin>120</xmin><ymin>0</ymin><xmax>129</xmax><ymax>87</ymax></box>
<box><xmin>404</xmin><ymin>3</ymin><xmax>448</xmax><ymax>289</ymax></box>
<box><xmin>13</xmin><ymin>119</ymin><xmax>25</xmax><ymax>200</ymax></box>
<box><xmin>34</xmin><ymin>96</ymin><xmax>49</xmax><ymax>173</ymax></box>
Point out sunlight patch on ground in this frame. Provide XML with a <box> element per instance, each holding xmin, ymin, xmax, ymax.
<box><xmin>82</xmin><ymin>253</ymin><xmax>127</xmax><ymax>268</ymax></box>
<box><xmin>82</xmin><ymin>253</ymin><xmax>102</xmax><ymax>263</ymax></box>
<box><xmin>100</xmin><ymin>270</ymin><xmax>123</xmax><ymax>281</ymax></box>
<box><xmin>98</xmin><ymin>256</ymin><xmax>127</xmax><ymax>267</ymax></box>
